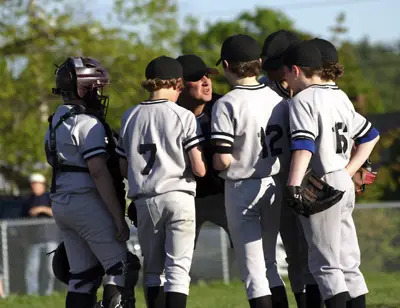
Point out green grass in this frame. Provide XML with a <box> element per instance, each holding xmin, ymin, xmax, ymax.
<box><xmin>1</xmin><ymin>272</ymin><xmax>399</xmax><ymax>307</ymax></box>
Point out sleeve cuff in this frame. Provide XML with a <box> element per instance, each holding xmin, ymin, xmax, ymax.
<box><xmin>290</xmin><ymin>139</ymin><xmax>315</xmax><ymax>153</ymax></box>
<box><xmin>183</xmin><ymin>135</ymin><xmax>205</xmax><ymax>152</ymax></box>
<box><xmin>115</xmin><ymin>146</ymin><xmax>126</xmax><ymax>157</ymax></box>
<box><xmin>83</xmin><ymin>146</ymin><xmax>107</xmax><ymax>159</ymax></box>
<box><xmin>356</xmin><ymin>127</ymin><xmax>379</xmax><ymax>144</ymax></box>
<box><xmin>210</xmin><ymin>132</ymin><xmax>234</xmax><ymax>144</ymax></box>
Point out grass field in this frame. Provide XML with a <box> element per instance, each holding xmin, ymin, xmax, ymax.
<box><xmin>1</xmin><ymin>272</ymin><xmax>399</xmax><ymax>307</ymax></box>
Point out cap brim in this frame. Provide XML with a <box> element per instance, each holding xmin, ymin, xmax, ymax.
<box><xmin>207</xmin><ymin>67</ymin><xmax>219</xmax><ymax>76</ymax></box>
<box><xmin>216</xmin><ymin>58</ymin><xmax>222</xmax><ymax>66</ymax></box>
<box><xmin>185</xmin><ymin>68</ymin><xmax>219</xmax><ymax>82</ymax></box>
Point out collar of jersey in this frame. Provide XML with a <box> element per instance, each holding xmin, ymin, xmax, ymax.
<box><xmin>309</xmin><ymin>84</ymin><xmax>339</xmax><ymax>90</ymax></box>
<box><xmin>141</xmin><ymin>99</ymin><xmax>169</xmax><ymax>105</ymax></box>
<box><xmin>275</xmin><ymin>81</ymin><xmax>290</xmax><ymax>97</ymax></box>
<box><xmin>234</xmin><ymin>84</ymin><xmax>267</xmax><ymax>90</ymax></box>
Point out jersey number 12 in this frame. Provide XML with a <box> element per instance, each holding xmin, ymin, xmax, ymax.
<box><xmin>139</xmin><ymin>143</ymin><xmax>157</xmax><ymax>175</ymax></box>
<box><xmin>260</xmin><ymin>125</ymin><xmax>283</xmax><ymax>158</ymax></box>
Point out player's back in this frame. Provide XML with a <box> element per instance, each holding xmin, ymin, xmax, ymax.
<box><xmin>212</xmin><ymin>84</ymin><xmax>290</xmax><ymax>180</ymax></box>
<box><xmin>290</xmin><ymin>84</ymin><xmax>373</xmax><ymax>175</ymax></box>
<box><xmin>118</xmin><ymin>99</ymin><xmax>201</xmax><ymax>198</ymax></box>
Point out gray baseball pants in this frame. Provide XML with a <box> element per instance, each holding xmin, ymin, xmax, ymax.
<box><xmin>225</xmin><ymin>177</ymin><xmax>279</xmax><ymax>300</ymax></box>
<box><xmin>52</xmin><ymin>192</ymin><xmax>128</xmax><ymax>293</ymax></box>
<box><xmin>299</xmin><ymin>169</ymin><xmax>368</xmax><ymax>300</ymax></box>
<box><xmin>135</xmin><ymin>191</ymin><xmax>196</xmax><ymax>295</ymax></box>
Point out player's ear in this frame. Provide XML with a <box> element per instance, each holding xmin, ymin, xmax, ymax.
<box><xmin>293</xmin><ymin>65</ymin><xmax>301</xmax><ymax>78</ymax></box>
<box><xmin>175</xmin><ymin>78</ymin><xmax>184</xmax><ymax>92</ymax></box>
<box><xmin>222</xmin><ymin>60</ymin><xmax>229</xmax><ymax>72</ymax></box>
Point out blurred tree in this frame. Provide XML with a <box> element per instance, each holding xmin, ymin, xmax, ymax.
<box><xmin>0</xmin><ymin>0</ymin><xmax>178</xmax><ymax>190</ymax></box>
<box><xmin>180</xmin><ymin>8</ymin><xmax>306</xmax><ymax>95</ymax></box>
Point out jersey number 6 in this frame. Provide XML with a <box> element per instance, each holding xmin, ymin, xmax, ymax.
<box><xmin>260</xmin><ymin>124</ymin><xmax>283</xmax><ymax>158</ymax></box>
<box><xmin>334</xmin><ymin>122</ymin><xmax>348</xmax><ymax>154</ymax></box>
<box><xmin>139</xmin><ymin>143</ymin><xmax>157</xmax><ymax>175</ymax></box>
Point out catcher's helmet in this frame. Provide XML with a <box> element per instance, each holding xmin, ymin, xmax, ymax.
<box><xmin>52</xmin><ymin>242</ymin><xmax>70</xmax><ymax>285</ymax></box>
<box><xmin>52</xmin><ymin>57</ymin><xmax>110</xmax><ymax>117</ymax></box>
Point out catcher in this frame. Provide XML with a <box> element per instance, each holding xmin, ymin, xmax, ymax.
<box><xmin>283</xmin><ymin>40</ymin><xmax>379</xmax><ymax>308</ymax></box>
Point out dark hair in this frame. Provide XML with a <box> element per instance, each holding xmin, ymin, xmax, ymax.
<box><xmin>141</xmin><ymin>78</ymin><xmax>182</xmax><ymax>92</ymax></box>
<box><xmin>298</xmin><ymin>66</ymin><xmax>323</xmax><ymax>78</ymax></box>
<box><xmin>224</xmin><ymin>60</ymin><xmax>261</xmax><ymax>78</ymax></box>
<box><xmin>321</xmin><ymin>62</ymin><xmax>344</xmax><ymax>81</ymax></box>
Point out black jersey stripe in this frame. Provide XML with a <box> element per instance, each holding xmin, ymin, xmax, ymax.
<box><xmin>234</xmin><ymin>84</ymin><xmax>267</xmax><ymax>90</ymax></box>
<box><xmin>353</xmin><ymin>121</ymin><xmax>371</xmax><ymax>139</ymax></box>
<box><xmin>140</xmin><ymin>99</ymin><xmax>168</xmax><ymax>105</ymax></box>
<box><xmin>82</xmin><ymin>146</ymin><xmax>107</xmax><ymax>156</ymax></box>
<box><xmin>183</xmin><ymin>137</ymin><xmax>205</xmax><ymax>151</ymax></box>
<box><xmin>291</xmin><ymin>130</ymin><xmax>315</xmax><ymax>138</ymax></box>
<box><xmin>116</xmin><ymin>146</ymin><xmax>125</xmax><ymax>153</ymax></box>
<box><xmin>210</xmin><ymin>132</ymin><xmax>234</xmax><ymax>138</ymax></box>
<box><xmin>210</xmin><ymin>138</ymin><xmax>233</xmax><ymax>145</ymax></box>
<box><xmin>183</xmin><ymin>135</ymin><xmax>205</xmax><ymax>147</ymax></box>
<box><xmin>309</xmin><ymin>84</ymin><xmax>339</xmax><ymax>90</ymax></box>
<box><xmin>356</xmin><ymin>126</ymin><xmax>373</xmax><ymax>139</ymax></box>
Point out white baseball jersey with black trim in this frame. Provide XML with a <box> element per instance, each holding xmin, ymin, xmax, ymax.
<box><xmin>211</xmin><ymin>84</ymin><xmax>290</xmax><ymax>180</ymax></box>
<box><xmin>289</xmin><ymin>84</ymin><xmax>379</xmax><ymax>175</ymax></box>
<box><xmin>44</xmin><ymin>104</ymin><xmax>108</xmax><ymax>195</ymax></box>
<box><xmin>117</xmin><ymin>99</ymin><xmax>204</xmax><ymax>198</ymax></box>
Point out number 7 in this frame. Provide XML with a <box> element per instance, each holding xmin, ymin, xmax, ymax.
<box><xmin>138</xmin><ymin>143</ymin><xmax>157</xmax><ymax>175</ymax></box>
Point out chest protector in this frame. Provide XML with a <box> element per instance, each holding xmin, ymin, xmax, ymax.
<box><xmin>48</xmin><ymin>105</ymin><xmax>126</xmax><ymax>211</ymax></box>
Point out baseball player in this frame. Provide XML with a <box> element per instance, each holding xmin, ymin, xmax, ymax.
<box><xmin>261</xmin><ymin>30</ymin><xmax>320</xmax><ymax>308</ymax></box>
<box><xmin>117</xmin><ymin>56</ymin><xmax>206</xmax><ymax>308</ymax></box>
<box><xmin>176</xmin><ymin>54</ymin><xmax>232</xmax><ymax>247</ymax></box>
<box><xmin>45</xmin><ymin>57</ymin><xmax>140</xmax><ymax>308</ymax></box>
<box><xmin>283</xmin><ymin>41</ymin><xmax>380</xmax><ymax>308</ymax></box>
<box><xmin>211</xmin><ymin>34</ymin><xmax>290</xmax><ymax>308</ymax></box>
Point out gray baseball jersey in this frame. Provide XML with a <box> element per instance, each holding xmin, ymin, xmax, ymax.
<box><xmin>117</xmin><ymin>99</ymin><xmax>204</xmax><ymax>198</ymax></box>
<box><xmin>211</xmin><ymin>84</ymin><xmax>290</xmax><ymax>180</ymax></box>
<box><xmin>259</xmin><ymin>75</ymin><xmax>291</xmax><ymax>99</ymax></box>
<box><xmin>289</xmin><ymin>84</ymin><xmax>379</xmax><ymax>176</ymax></box>
<box><xmin>44</xmin><ymin>104</ymin><xmax>108</xmax><ymax>197</ymax></box>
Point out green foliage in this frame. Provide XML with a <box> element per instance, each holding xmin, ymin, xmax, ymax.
<box><xmin>355</xmin><ymin>208</ymin><xmax>400</xmax><ymax>272</ymax></box>
<box><xmin>0</xmin><ymin>0</ymin><xmax>178</xmax><ymax>189</ymax></box>
<box><xmin>356</xmin><ymin>39</ymin><xmax>400</xmax><ymax>113</ymax></box>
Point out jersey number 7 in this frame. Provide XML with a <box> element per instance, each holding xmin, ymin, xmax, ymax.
<box><xmin>139</xmin><ymin>143</ymin><xmax>157</xmax><ymax>175</ymax></box>
<box><xmin>260</xmin><ymin>124</ymin><xmax>283</xmax><ymax>158</ymax></box>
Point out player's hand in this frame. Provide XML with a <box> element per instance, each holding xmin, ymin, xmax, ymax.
<box><xmin>115</xmin><ymin>219</ymin><xmax>130</xmax><ymax>242</ymax></box>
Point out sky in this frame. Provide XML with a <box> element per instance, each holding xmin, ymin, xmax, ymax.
<box><xmin>88</xmin><ymin>0</ymin><xmax>399</xmax><ymax>44</ymax></box>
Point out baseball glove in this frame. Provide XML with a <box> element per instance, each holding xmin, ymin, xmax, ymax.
<box><xmin>353</xmin><ymin>159</ymin><xmax>377</xmax><ymax>195</ymax></box>
<box><xmin>285</xmin><ymin>170</ymin><xmax>345</xmax><ymax>218</ymax></box>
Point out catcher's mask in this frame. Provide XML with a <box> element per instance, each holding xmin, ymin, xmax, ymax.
<box><xmin>52</xmin><ymin>57</ymin><xmax>110</xmax><ymax>118</ymax></box>
<box><xmin>50</xmin><ymin>242</ymin><xmax>70</xmax><ymax>285</ymax></box>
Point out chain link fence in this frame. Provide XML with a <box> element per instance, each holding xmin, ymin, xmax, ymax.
<box><xmin>0</xmin><ymin>202</ymin><xmax>398</xmax><ymax>297</ymax></box>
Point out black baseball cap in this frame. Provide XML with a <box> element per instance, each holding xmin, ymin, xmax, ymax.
<box><xmin>145</xmin><ymin>56</ymin><xmax>183</xmax><ymax>80</ymax></box>
<box><xmin>261</xmin><ymin>30</ymin><xmax>300</xmax><ymax>70</ymax></box>
<box><xmin>283</xmin><ymin>41</ymin><xmax>323</xmax><ymax>69</ymax></box>
<box><xmin>176</xmin><ymin>54</ymin><xmax>218</xmax><ymax>82</ymax></box>
<box><xmin>309</xmin><ymin>38</ymin><xmax>338</xmax><ymax>64</ymax></box>
<box><xmin>216</xmin><ymin>34</ymin><xmax>261</xmax><ymax>66</ymax></box>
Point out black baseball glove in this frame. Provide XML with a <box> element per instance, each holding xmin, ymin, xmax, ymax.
<box><xmin>285</xmin><ymin>170</ymin><xmax>345</xmax><ymax>218</ymax></box>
